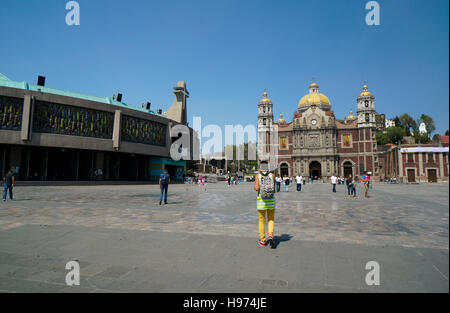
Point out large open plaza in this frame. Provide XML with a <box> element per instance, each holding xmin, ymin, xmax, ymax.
<box><xmin>1</xmin><ymin>0</ymin><xmax>448</xmax><ymax>300</ymax></box>
<box><xmin>0</xmin><ymin>182</ymin><xmax>448</xmax><ymax>292</ymax></box>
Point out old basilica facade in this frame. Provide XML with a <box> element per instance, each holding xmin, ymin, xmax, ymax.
<box><xmin>257</xmin><ymin>82</ymin><xmax>381</xmax><ymax>181</ymax></box>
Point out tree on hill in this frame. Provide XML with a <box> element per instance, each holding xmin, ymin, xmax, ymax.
<box><xmin>398</xmin><ymin>113</ymin><xmax>418</xmax><ymax>136</ymax></box>
<box><xmin>417</xmin><ymin>114</ymin><xmax>436</xmax><ymax>135</ymax></box>
<box><xmin>376</xmin><ymin>127</ymin><xmax>406</xmax><ymax>145</ymax></box>
<box><xmin>413</xmin><ymin>132</ymin><xmax>431</xmax><ymax>144</ymax></box>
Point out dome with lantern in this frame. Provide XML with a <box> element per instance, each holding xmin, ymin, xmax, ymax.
<box><xmin>345</xmin><ymin>110</ymin><xmax>357</xmax><ymax>122</ymax></box>
<box><xmin>259</xmin><ymin>91</ymin><xmax>272</xmax><ymax>104</ymax></box>
<box><xmin>298</xmin><ymin>82</ymin><xmax>331</xmax><ymax>111</ymax></box>
<box><xmin>358</xmin><ymin>84</ymin><xmax>374</xmax><ymax>98</ymax></box>
<box><xmin>276</xmin><ymin>113</ymin><xmax>287</xmax><ymax>124</ymax></box>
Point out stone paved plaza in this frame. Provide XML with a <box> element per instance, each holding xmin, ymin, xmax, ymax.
<box><xmin>0</xmin><ymin>182</ymin><xmax>448</xmax><ymax>292</ymax></box>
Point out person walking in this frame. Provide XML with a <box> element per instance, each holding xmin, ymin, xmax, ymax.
<box><xmin>3</xmin><ymin>169</ymin><xmax>15</xmax><ymax>202</ymax></box>
<box><xmin>362</xmin><ymin>171</ymin><xmax>370</xmax><ymax>198</ymax></box>
<box><xmin>295</xmin><ymin>174</ymin><xmax>303</xmax><ymax>192</ymax></box>
<box><xmin>350</xmin><ymin>175</ymin><xmax>357</xmax><ymax>197</ymax></box>
<box><xmin>275</xmin><ymin>175</ymin><xmax>281</xmax><ymax>193</ymax></box>
<box><xmin>346</xmin><ymin>174</ymin><xmax>352</xmax><ymax>196</ymax></box>
<box><xmin>254</xmin><ymin>161</ymin><xmax>276</xmax><ymax>248</ymax></box>
<box><xmin>283</xmin><ymin>175</ymin><xmax>290</xmax><ymax>192</ymax></box>
<box><xmin>330</xmin><ymin>174</ymin><xmax>337</xmax><ymax>193</ymax></box>
<box><xmin>159</xmin><ymin>169</ymin><xmax>170</xmax><ymax>205</ymax></box>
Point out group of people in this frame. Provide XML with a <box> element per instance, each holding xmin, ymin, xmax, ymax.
<box><xmin>330</xmin><ymin>172</ymin><xmax>372</xmax><ymax>198</ymax></box>
<box><xmin>186</xmin><ymin>175</ymin><xmax>208</xmax><ymax>186</ymax></box>
<box><xmin>274</xmin><ymin>175</ymin><xmax>306</xmax><ymax>192</ymax></box>
<box><xmin>225</xmin><ymin>174</ymin><xmax>242</xmax><ymax>186</ymax></box>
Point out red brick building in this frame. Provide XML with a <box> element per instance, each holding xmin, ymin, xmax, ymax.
<box><xmin>258</xmin><ymin>82</ymin><xmax>380</xmax><ymax>180</ymax></box>
<box><xmin>378</xmin><ymin>142</ymin><xmax>449</xmax><ymax>183</ymax></box>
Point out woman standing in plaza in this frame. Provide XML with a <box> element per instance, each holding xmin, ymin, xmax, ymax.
<box><xmin>346</xmin><ymin>174</ymin><xmax>356</xmax><ymax>197</ymax></box>
<box><xmin>254</xmin><ymin>161</ymin><xmax>276</xmax><ymax>247</ymax></box>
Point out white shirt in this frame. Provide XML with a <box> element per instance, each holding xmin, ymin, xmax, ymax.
<box><xmin>295</xmin><ymin>176</ymin><xmax>303</xmax><ymax>184</ymax></box>
<box><xmin>331</xmin><ymin>176</ymin><xmax>337</xmax><ymax>184</ymax></box>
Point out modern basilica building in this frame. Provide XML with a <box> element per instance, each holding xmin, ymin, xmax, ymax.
<box><xmin>0</xmin><ymin>73</ymin><xmax>195</xmax><ymax>182</ymax></box>
<box><xmin>258</xmin><ymin>82</ymin><xmax>381</xmax><ymax>181</ymax></box>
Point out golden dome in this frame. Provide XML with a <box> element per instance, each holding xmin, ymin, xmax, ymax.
<box><xmin>298</xmin><ymin>93</ymin><xmax>331</xmax><ymax>108</ymax></box>
<box><xmin>359</xmin><ymin>84</ymin><xmax>373</xmax><ymax>97</ymax></box>
<box><xmin>260</xmin><ymin>91</ymin><xmax>272</xmax><ymax>103</ymax></box>
<box><xmin>277</xmin><ymin>114</ymin><xmax>286</xmax><ymax>124</ymax></box>
<box><xmin>347</xmin><ymin>110</ymin><xmax>356</xmax><ymax>120</ymax></box>
<box><xmin>298</xmin><ymin>82</ymin><xmax>331</xmax><ymax>109</ymax></box>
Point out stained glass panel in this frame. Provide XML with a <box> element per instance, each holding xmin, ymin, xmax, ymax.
<box><xmin>0</xmin><ymin>96</ymin><xmax>23</xmax><ymax>131</ymax></box>
<box><xmin>121</xmin><ymin>115</ymin><xmax>166</xmax><ymax>147</ymax></box>
<box><xmin>33</xmin><ymin>100</ymin><xmax>113</xmax><ymax>139</ymax></box>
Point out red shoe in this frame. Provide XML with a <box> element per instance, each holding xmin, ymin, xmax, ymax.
<box><xmin>267</xmin><ymin>235</ymin><xmax>274</xmax><ymax>247</ymax></box>
<box><xmin>258</xmin><ymin>240</ymin><xmax>266</xmax><ymax>247</ymax></box>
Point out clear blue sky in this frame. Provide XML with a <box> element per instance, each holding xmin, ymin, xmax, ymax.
<box><xmin>1</xmin><ymin>0</ymin><xmax>448</xmax><ymax>136</ymax></box>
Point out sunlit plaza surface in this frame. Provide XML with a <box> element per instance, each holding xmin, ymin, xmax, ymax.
<box><xmin>0</xmin><ymin>182</ymin><xmax>448</xmax><ymax>292</ymax></box>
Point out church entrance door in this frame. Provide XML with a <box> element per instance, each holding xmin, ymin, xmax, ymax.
<box><xmin>343</xmin><ymin>161</ymin><xmax>353</xmax><ymax>178</ymax></box>
<box><xmin>280</xmin><ymin>163</ymin><xmax>289</xmax><ymax>177</ymax></box>
<box><xmin>309</xmin><ymin>161</ymin><xmax>322</xmax><ymax>179</ymax></box>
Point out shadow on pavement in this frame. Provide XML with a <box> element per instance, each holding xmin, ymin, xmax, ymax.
<box><xmin>272</xmin><ymin>234</ymin><xmax>293</xmax><ymax>249</ymax></box>
<box><xmin>127</xmin><ymin>194</ymin><xmax>160</xmax><ymax>198</ymax></box>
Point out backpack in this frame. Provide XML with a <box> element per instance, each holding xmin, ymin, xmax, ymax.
<box><xmin>259</xmin><ymin>173</ymin><xmax>274</xmax><ymax>199</ymax></box>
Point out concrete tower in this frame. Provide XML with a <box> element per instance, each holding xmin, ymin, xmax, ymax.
<box><xmin>166</xmin><ymin>81</ymin><xmax>189</xmax><ymax>125</ymax></box>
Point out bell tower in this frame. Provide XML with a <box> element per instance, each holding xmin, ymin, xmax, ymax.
<box><xmin>356</xmin><ymin>83</ymin><xmax>379</xmax><ymax>179</ymax></box>
<box><xmin>357</xmin><ymin>84</ymin><xmax>376</xmax><ymax>128</ymax></box>
<box><xmin>257</xmin><ymin>91</ymin><xmax>274</xmax><ymax>160</ymax></box>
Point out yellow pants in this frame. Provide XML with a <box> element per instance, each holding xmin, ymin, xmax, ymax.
<box><xmin>258</xmin><ymin>209</ymin><xmax>275</xmax><ymax>242</ymax></box>
<box><xmin>364</xmin><ymin>183</ymin><xmax>369</xmax><ymax>196</ymax></box>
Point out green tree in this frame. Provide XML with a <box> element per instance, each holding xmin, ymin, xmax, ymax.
<box><xmin>375</xmin><ymin>131</ymin><xmax>389</xmax><ymax>145</ymax></box>
<box><xmin>376</xmin><ymin>127</ymin><xmax>406</xmax><ymax>145</ymax></box>
<box><xmin>387</xmin><ymin>127</ymin><xmax>407</xmax><ymax>145</ymax></box>
<box><xmin>393</xmin><ymin>116</ymin><xmax>401</xmax><ymax>128</ymax></box>
<box><xmin>399</xmin><ymin>113</ymin><xmax>418</xmax><ymax>136</ymax></box>
<box><xmin>418</xmin><ymin>114</ymin><xmax>436</xmax><ymax>135</ymax></box>
<box><xmin>224</xmin><ymin>141</ymin><xmax>258</xmax><ymax>172</ymax></box>
<box><xmin>414</xmin><ymin>132</ymin><xmax>430</xmax><ymax>144</ymax></box>
<box><xmin>445</xmin><ymin>130</ymin><xmax>449</xmax><ymax>136</ymax></box>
